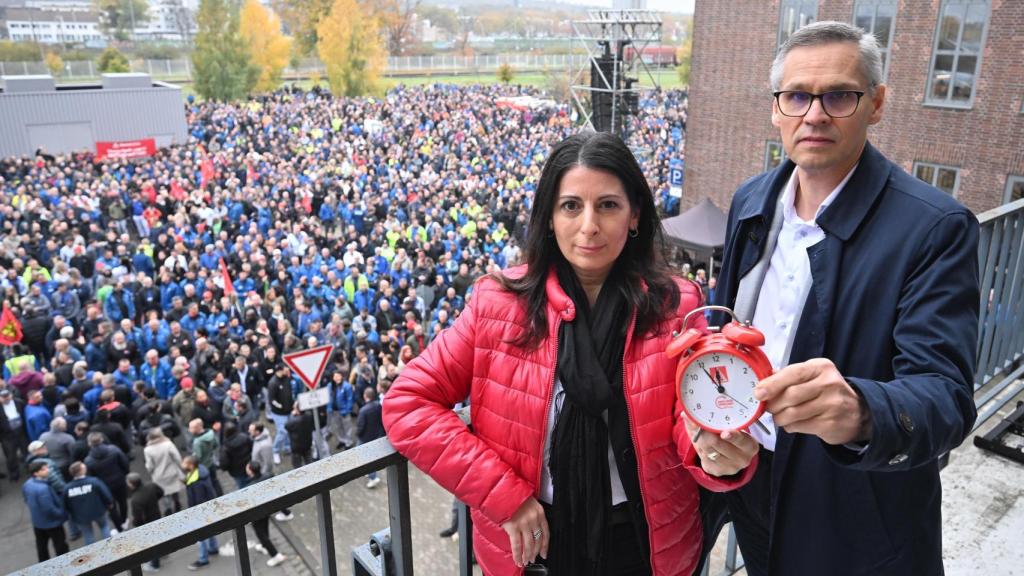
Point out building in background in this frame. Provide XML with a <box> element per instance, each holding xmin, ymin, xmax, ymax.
<box><xmin>0</xmin><ymin>73</ymin><xmax>188</xmax><ymax>157</ymax></box>
<box><xmin>684</xmin><ymin>0</ymin><xmax>1024</xmax><ymax>214</ymax></box>
<box><xmin>3</xmin><ymin>6</ymin><xmax>101</xmax><ymax>43</ymax></box>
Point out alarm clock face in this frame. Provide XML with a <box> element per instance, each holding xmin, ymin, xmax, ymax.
<box><xmin>680</xmin><ymin>350</ymin><xmax>760</xmax><ymax>431</ymax></box>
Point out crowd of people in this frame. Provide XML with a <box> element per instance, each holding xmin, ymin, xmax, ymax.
<box><xmin>0</xmin><ymin>82</ymin><xmax>690</xmax><ymax>569</ymax></box>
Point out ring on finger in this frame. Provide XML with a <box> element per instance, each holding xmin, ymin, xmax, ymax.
<box><xmin>532</xmin><ymin>528</ymin><xmax>543</xmax><ymax>541</ymax></box>
<box><xmin>706</xmin><ymin>450</ymin><xmax>720</xmax><ymax>462</ymax></box>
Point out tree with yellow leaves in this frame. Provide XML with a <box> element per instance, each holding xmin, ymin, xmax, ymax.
<box><xmin>316</xmin><ymin>0</ymin><xmax>385</xmax><ymax>97</ymax></box>
<box><xmin>240</xmin><ymin>0</ymin><xmax>292</xmax><ymax>92</ymax></box>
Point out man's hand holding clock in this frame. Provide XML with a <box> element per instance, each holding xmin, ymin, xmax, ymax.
<box><xmin>754</xmin><ymin>357</ymin><xmax>873</xmax><ymax>446</ymax></box>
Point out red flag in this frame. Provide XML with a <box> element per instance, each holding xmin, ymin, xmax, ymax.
<box><xmin>220</xmin><ymin>258</ymin><xmax>235</xmax><ymax>296</ymax></box>
<box><xmin>0</xmin><ymin>304</ymin><xmax>23</xmax><ymax>346</ymax></box>
<box><xmin>200</xmin><ymin>158</ymin><xmax>215</xmax><ymax>188</ymax></box>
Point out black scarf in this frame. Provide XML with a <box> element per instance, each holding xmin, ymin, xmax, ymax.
<box><xmin>548</xmin><ymin>262</ymin><xmax>632</xmax><ymax>576</ymax></box>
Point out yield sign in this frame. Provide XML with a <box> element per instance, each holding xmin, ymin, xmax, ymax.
<box><xmin>283</xmin><ymin>344</ymin><xmax>334</xmax><ymax>390</ymax></box>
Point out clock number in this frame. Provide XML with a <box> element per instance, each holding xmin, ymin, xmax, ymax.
<box><xmin>712</xmin><ymin>354</ymin><xmax>720</xmax><ymax>362</ymax></box>
<box><xmin>688</xmin><ymin>388</ymin><xmax>693</xmax><ymax>395</ymax></box>
<box><xmin>689</xmin><ymin>374</ymin><xmax>698</xmax><ymax>382</ymax></box>
<box><xmin>698</xmin><ymin>361</ymin><xmax>706</xmax><ymax>369</ymax></box>
<box><xmin>725</xmin><ymin>415</ymin><xmax>731</xmax><ymax>422</ymax></box>
<box><xmin>695</xmin><ymin>403</ymin><xmax>702</xmax><ymax>410</ymax></box>
<box><xmin>742</xmin><ymin>367</ymin><xmax>749</xmax><ymax>375</ymax></box>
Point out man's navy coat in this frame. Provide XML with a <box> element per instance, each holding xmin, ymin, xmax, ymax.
<box><xmin>712</xmin><ymin>142</ymin><xmax>979</xmax><ymax>575</ymax></box>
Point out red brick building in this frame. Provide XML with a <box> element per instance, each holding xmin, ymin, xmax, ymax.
<box><xmin>683</xmin><ymin>0</ymin><xmax>1024</xmax><ymax>214</ymax></box>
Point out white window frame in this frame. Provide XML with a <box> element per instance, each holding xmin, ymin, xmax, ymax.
<box><xmin>924</xmin><ymin>0</ymin><xmax>990</xmax><ymax>109</ymax></box>
<box><xmin>778</xmin><ymin>0</ymin><xmax>818</xmax><ymax>48</ymax></box>
<box><xmin>853</xmin><ymin>0</ymin><xmax>897</xmax><ymax>82</ymax></box>
<box><xmin>913</xmin><ymin>161</ymin><xmax>961</xmax><ymax>197</ymax></box>
<box><xmin>1005</xmin><ymin>175</ymin><xmax>1024</xmax><ymax>204</ymax></box>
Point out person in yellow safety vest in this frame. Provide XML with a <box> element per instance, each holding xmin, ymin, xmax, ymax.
<box><xmin>4</xmin><ymin>351</ymin><xmax>36</xmax><ymax>380</ymax></box>
<box><xmin>21</xmin><ymin>260</ymin><xmax>51</xmax><ymax>287</ymax></box>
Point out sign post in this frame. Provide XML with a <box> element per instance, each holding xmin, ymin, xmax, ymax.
<box><xmin>669</xmin><ymin>160</ymin><xmax>684</xmax><ymax>199</ymax></box>
<box><xmin>283</xmin><ymin>344</ymin><xmax>334</xmax><ymax>458</ymax></box>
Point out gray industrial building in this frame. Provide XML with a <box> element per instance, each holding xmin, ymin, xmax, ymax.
<box><xmin>0</xmin><ymin>73</ymin><xmax>188</xmax><ymax>158</ymax></box>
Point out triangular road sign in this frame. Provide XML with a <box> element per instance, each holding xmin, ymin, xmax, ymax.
<box><xmin>283</xmin><ymin>344</ymin><xmax>334</xmax><ymax>390</ymax></box>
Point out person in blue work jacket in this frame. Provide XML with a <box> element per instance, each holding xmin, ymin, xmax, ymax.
<box><xmin>23</xmin><ymin>460</ymin><xmax>69</xmax><ymax>561</ymax></box>
<box><xmin>703</xmin><ymin>21</ymin><xmax>980</xmax><ymax>576</ymax></box>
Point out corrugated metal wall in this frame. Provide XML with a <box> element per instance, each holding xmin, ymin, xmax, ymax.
<box><xmin>0</xmin><ymin>85</ymin><xmax>188</xmax><ymax>158</ymax></box>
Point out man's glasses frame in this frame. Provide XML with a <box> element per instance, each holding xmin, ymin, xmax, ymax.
<box><xmin>772</xmin><ymin>90</ymin><xmax>866</xmax><ymax>118</ymax></box>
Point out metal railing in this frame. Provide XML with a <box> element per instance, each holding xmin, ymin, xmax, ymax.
<box><xmin>973</xmin><ymin>196</ymin><xmax>1024</xmax><ymax>428</ymax></box>
<box><xmin>15</xmin><ymin>437</ymin><xmax>427</xmax><ymax>576</ymax></box>
<box><xmin>13</xmin><ymin>199</ymin><xmax>1024</xmax><ymax>576</ymax></box>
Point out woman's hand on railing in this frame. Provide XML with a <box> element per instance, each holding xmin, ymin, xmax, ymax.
<box><xmin>501</xmin><ymin>496</ymin><xmax>549</xmax><ymax>568</ymax></box>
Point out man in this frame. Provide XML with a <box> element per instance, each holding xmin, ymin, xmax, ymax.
<box><xmin>242</xmin><ymin>461</ymin><xmax>289</xmax><ymax>566</ymax></box>
<box><xmin>181</xmin><ymin>455</ymin><xmax>219</xmax><ymax>570</ymax></box>
<box><xmin>23</xmin><ymin>460</ymin><xmax>68</xmax><ymax>561</ymax></box>
<box><xmin>24</xmin><ymin>390</ymin><xmax>52</xmax><ymax>442</ymax></box>
<box><xmin>265</xmin><ymin>363</ymin><xmax>294</xmax><ymax>462</ymax></box>
<box><xmin>707</xmin><ymin>22</ymin><xmax>979</xmax><ymax>576</ymax></box>
<box><xmin>84</xmin><ymin>432</ymin><xmax>130</xmax><ymax>532</ymax></box>
<box><xmin>355</xmin><ymin>388</ymin><xmax>385</xmax><ymax>488</ymax></box>
<box><xmin>219</xmin><ymin>421</ymin><xmax>252</xmax><ymax>490</ymax></box>
<box><xmin>229</xmin><ymin>355</ymin><xmax>261</xmax><ymax>410</ymax></box>
<box><xmin>39</xmin><ymin>417</ymin><xmax>76</xmax><ymax>478</ymax></box>
<box><xmin>63</xmin><ymin>461</ymin><xmax>113</xmax><ymax>544</ymax></box>
<box><xmin>140</xmin><ymin>350</ymin><xmax>174</xmax><ymax>400</ymax></box>
<box><xmin>189</xmin><ymin>419</ymin><xmax>223</xmax><ymax>497</ymax></box>
<box><xmin>126</xmin><ymin>472</ymin><xmax>164</xmax><ymax>572</ymax></box>
<box><xmin>0</xmin><ymin>388</ymin><xmax>27</xmax><ymax>482</ymax></box>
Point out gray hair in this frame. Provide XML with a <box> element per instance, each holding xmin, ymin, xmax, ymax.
<box><xmin>770</xmin><ymin>21</ymin><xmax>884</xmax><ymax>92</ymax></box>
<box><xmin>50</xmin><ymin>417</ymin><xmax>66</xmax><ymax>432</ymax></box>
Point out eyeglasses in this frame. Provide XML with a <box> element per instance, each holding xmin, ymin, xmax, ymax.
<box><xmin>773</xmin><ymin>90</ymin><xmax>866</xmax><ymax>118</ymax></box>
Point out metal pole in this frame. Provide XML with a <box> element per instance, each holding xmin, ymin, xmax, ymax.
<box><xmin>386</xmin><ymin>462</ymin><xmax>414</xmax><ymax>576</ymax></box>
<box><xmin>312</xmin><ymin>404</ymin><xmax>327</xmax><ymax>458</ymax></box>
<box><xmin>316</xmin><ymin>490</ymin><xmax>339</xmax><ymax>576</ymax></box>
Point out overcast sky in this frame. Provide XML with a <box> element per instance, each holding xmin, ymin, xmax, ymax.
<box><xmin>644</xmin><ymin>0</ymin><xmax>694</xmax><ymax>14</ymax></box>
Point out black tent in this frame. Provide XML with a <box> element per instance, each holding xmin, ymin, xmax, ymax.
<box><xmin>660</xmin><ymin>197</ymin><xmax>728</xmax><ymax>253</ymax></box>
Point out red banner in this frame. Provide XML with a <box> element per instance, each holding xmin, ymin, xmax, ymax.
<box><xmin>0</xmin><ymin>304</ymin><xmax>23</xmax><ymax>346</ymax></box>
<box><xmin>95</xmin><ymin>139</ymin><xmax>157</xmax><ymax>161</ymax></box>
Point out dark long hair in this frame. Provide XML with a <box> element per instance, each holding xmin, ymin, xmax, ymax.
<box><xmin>496</xmin><ymin>131</ymin><xmax>682</xmax><ymax>347</ymax></box>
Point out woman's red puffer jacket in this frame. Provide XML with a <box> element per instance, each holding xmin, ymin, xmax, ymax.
<box><xmin>383</xmin><ymin>267</ymin><xmax>758</xmax><ymax>575</ymax></box>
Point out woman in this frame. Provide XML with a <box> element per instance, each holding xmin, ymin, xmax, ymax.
<box><xmin>143</xmin><ymin>427</ymin><xmax>185</xmax><ymax>516</ymax></box>
<box><xmin>383</xmin><ymin>132</ymin><xmax>759</xmax><ymax>576</ymax></box>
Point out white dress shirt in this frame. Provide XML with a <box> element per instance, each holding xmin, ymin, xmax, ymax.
<box><xmin>749</xmin><ymin>165</ymin><xmax>856</xmax><ymax>451</ymax></box>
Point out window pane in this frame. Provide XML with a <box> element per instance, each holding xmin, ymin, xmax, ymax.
<box><xmin>952</xmin><ymin>55</ymin><xmax>977</xmax><ymax>101</ymax></box>
<box><xmin>875</xmin><ymin>9</ymin><xmax>893</xmax><ymax>48</ymax></box>
<box><xmin>938</xmin><ymin>5</ymin><xmax>964</xmax><ymax>51</ymax></box>
<box><xmin>916</xmin><ymin>164</ymin><xmax>936</xmax><ymax>185</ymax></box>
<box><xmin>961</xmin><ymin>3</ymin><xmax>987</xmax><ymax>53</ymax></box>
<box><xmin>855</xmin><ymin>11</ymin><xmax>873</xmax><ymax>33</ymax></box>
<box><xmin>1013</xmin><ymin>183</ymin><xmax>1024</xmax><ymax>202</ymax></box>
<box><xmin>931</xmin><ymin>54</ymin><xmax>955</xmax><ymax>100</ymax></box>
<box><xmin>766</xmin><ymin>142</ymin><xmax>785</xmax><ymax>170</ymax></box>
<box><xmin>936</xmin><ymin>168</ymin><xmax>958</xmax><ymax>194</ymax></box>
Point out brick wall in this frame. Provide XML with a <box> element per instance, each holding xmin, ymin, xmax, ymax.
<box><xmin>684</xmin><ymin>0</ymin><xmax>1024</xmax><ymax>214</ymax></box>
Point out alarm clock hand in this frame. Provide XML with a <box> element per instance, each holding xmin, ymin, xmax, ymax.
<box><xmin>718</xmin><ymin>389</ymin><xmax>751</xmax><ymax>411</ymax></box>
<box><xmin>701</xmin><ymin>366</ymin><xmax>726</xmax><ymax>394</ymax></box>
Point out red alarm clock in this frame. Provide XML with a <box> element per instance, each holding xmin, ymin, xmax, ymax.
<box><xmin>667</xmin><ymin>305</ymin><xmax>773</xmax><ymax>434</ymax></box>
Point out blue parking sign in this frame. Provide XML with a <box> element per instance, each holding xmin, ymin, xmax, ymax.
<box><xmin>670</xmin><ymin>167</ymin><xmax>684</xmax><ymax>187</ymax></box>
